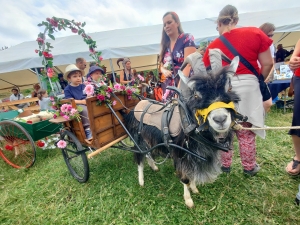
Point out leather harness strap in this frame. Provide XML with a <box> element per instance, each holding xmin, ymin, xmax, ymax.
<box><xmin>138</xmin><ymin>102</ymin><xmax>154</xmax><ymax>135</ymax></box>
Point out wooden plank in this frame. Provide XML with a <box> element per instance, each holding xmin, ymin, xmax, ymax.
<box><xmin>87</xmin><ymin>135</ymin><xmax>128</xmax><ymax>159</ymax></box>
<box><xmin>23</xmin><ymin>105</ymin><xmax>40</xmax><ymax>111</ymax></box>
<box><xmin>0</xmin><ymin>97</ymin><xmax>38</xmax><ymax>107</ymax></box>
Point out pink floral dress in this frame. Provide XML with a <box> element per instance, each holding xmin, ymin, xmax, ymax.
<box><xmin>162</xmin><ymin>33</ymin><xmax>195</xmax><ymax>101</ymax></box>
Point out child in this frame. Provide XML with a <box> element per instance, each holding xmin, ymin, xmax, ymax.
<box><xmin>37</xmin><ymin>90</ymin><xmax>52</xmax><ymax>110</ymax></box>
<box><xmin>63</xmin><ymin>64</ymin><xmax>92</xmax><ymax>140</ymax></box>
<box><xmin>86</xmin><ymin>65</ymin><xmax>104</xmax><ymax>87</ymax></box>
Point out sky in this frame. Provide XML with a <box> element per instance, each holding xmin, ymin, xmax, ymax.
<box><xmin>1</xmin><ymin>0</ymin><xmax>300</xmax><ymax>47</ymax></box>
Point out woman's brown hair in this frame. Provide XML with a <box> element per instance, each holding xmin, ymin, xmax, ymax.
<box><xmin>259</xmin><ymin>23</ymin><xmax>275</xmax><ymax>35</ymax></box>
<box><xmin>159</xmin><ymin>12</ymin><xmax>184</xmax><ymax>63</ymax></box>
<box><xmin>217</xmin><ymin>5</ymin><xmax>239</xmax><ymax>26</ymax></box>
<box><xmin>37</xmin><ymin>89</ymin><xmax>46</xmax><ymax>100</ymax></box>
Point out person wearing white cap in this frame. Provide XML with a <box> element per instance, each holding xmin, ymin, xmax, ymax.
<box><xmin>63</xmin><ymin>64</ymin><xmax>92</xmax><ymax>140</ymax></box>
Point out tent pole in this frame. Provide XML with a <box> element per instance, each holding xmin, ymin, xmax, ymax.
<box><xmin>34</xmin><ymin>68</ymin><xmax>42</xmax><ymax>87</ymax></box>
<box><xmin>109</xmin><ymin>58</ymin><xmax>116</xmax><ymax>83</ymax></box>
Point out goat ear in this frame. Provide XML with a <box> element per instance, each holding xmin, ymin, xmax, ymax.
<box><xmin>187</xmin><ymin>80</ymin><xmax>196</xmax><ymax>90</ymax></box>
<box><xmin>227</xmin><ymin>56</ymin><xmax>239</xmax><ymax>77</ymax></box>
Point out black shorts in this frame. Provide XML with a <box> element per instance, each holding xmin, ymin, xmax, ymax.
<box><xmin>289</xmin><ymin>76</ymin><xmax>300</xmax><ymax>137</ymax></box>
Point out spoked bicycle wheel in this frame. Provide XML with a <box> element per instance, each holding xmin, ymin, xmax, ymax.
<box><xmin>60</xmin><ymin>130</ymin><xmax>89</xmax><ymax>183</ymax></box>
<box><xmin>0</xmin><ymin>120</ymin><xmax>36</xmax><ymax>169</ymax></box>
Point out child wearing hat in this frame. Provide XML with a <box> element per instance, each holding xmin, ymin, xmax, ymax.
<box><xmin>86</xmin><ymin>65</ymin><xmax>104</xmax><ymax>87</ymax></box>
<box><xmin>63</xmin><ymin>64</ymin><xmax>92</xmax><ymax>139</ymax></box>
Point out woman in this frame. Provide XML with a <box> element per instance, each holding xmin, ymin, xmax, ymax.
<box><xmin>286</xmin><ymin>39</ymin><xmax>300</xmax><ymax>176</ymax></box>
<box><xmin>203</xmin><ymin>5</ymin><xmax>273</xmax><ymax>176</ymax></box>
<box><xmin>259</xmin><ymin>22</ymin><xmax>276</xmax><ymax>112</ymax></box>
<box><xmin>31</xmin><ymin>83</ymin><xmax>41</xmax><ymax>98</ymax></box>
<box><xmin>159</xmin><ymin>11</ymin><xmax>196</xmax><ymax>101</ymax></box>
<box><xmin>117</xmin><ymin>58</ymin><xmax>135</xmax><ymax>85</ymax></box>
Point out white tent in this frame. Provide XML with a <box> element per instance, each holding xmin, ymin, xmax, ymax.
<box><xmin>0</xmin><ymin>7</ymin><xmax>299</xmax><ymax>92</ymax></box>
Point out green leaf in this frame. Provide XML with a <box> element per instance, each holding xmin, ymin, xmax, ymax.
<box><xmin>78</xmin><ymin>29</ymin><xmax>83</xmax><ymax>35</ymax></box>
<box><xmin>82</xmin><ymin>22</ymin><xmax>86</xmax><ymax>27</ymax></box>
<box><xmin>48</xmin><ymin>34</ymin><xmax>55</xmax><ymax>40</ymax></box>
<box><xmin>39</xmin><ymin>51</ymin><xmax>42</xmax><ymax>57</ymax></box>
<box><xmin>47</xmin><ymin>61</ymin><xmax>53</xmax><ymax>67</ymax></box>
<box><xmin>37</xmin><ymin>23</ymin><xmax>43</xmax><ymax>27</ymax></box>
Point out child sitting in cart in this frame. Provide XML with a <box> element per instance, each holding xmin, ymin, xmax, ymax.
<box><xmin>63</xmin><ymin>64</ymin><xmax>92</xmax><ymax>140</ymax></box>
<box><xmin>86</xmin><ymin>65</ymin><xmax>105</xmax><ymax>87</ymax></box>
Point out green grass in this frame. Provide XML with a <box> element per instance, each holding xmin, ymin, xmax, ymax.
<box><xmin>1</xmin><ymin>107</ymin><xmax>300</xmax><ymax>224</ymax></box>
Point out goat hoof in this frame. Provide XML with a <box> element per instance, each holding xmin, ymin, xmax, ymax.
<box><xmin>139</xmin><ymin>181</ymin><xmax>144</xmax><ymax>187</ymax></box>
<box><xmin>153</xmin><ymin>167</ymin><xmax>159</xmax><ymax>171</ymax></box>
<box><xmin>191</xmin><ymin>188</ymin><xmax>199</xmax><ymax>194</ymax></box>
<box><xmin>185</xmin><ymin>199</ymin><xmax>194</xmax><ymax>208</ymax></box>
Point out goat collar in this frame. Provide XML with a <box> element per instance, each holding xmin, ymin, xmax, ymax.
<box><xmin>195</xmin><ymin>101</ymin><xmax>235</xmax><ymax>124</ymax></box>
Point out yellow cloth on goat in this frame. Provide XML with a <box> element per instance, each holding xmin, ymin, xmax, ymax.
<box><xmin>195</xmin><ymin>101</ymin><xmax>235</xmax><ymax>124</ymax></box>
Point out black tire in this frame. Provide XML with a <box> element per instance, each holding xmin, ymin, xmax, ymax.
<box><xmin>60</xmin><ymin>130</ymin><xmax>89</xmax><ymax>183</ymax></box>
<box><xmin>0</xmin><ymin>120</ymin><xmax>36</xmax><ymax>168</ymax></box>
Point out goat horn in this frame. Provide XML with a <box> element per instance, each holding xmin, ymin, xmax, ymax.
<box><xmin>178</xmin><ymin>70</ymin><xmax>189</xmax><ymax>84</ymax></box>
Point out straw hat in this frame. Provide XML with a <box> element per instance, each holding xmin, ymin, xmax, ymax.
<box><xmin>64</xmin><ymin>64</ymin><xmax>81</xmax><ymax>80</ymax></box>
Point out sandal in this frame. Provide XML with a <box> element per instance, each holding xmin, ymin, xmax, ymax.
<box><xmin>286</xmin><ymin>159</ymin><xmax>300</xmax><ymax>176</ymax></box>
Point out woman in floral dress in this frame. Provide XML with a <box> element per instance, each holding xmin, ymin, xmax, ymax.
<box><xmin>159</xmin><ymin>11</ymin><xmax>196</xmax><ymax>101</ymax></box>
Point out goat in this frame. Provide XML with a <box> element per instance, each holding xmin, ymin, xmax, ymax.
<box><xmin>123</xmin><ymin>50</ymin><xmax>240</xmax><ymax>207</ymax></box>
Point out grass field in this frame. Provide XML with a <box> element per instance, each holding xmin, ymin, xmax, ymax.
<box><xmin>0</xmin><ymin>107</ymin><xmax>299</xmax><ymax>224</ymax></box>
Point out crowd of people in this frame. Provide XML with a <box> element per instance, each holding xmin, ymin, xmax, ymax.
<box><xmin>4</xmin><ymin>3</ymin><xmax>299</xmax><ymax>205</ymax></box>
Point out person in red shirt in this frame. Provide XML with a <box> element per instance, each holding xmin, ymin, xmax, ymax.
<box><xmin>286</xmin><ymin>39</ymin><xmax>300</xmax><ymax>176</ymax></box>
<box><xmin>203</xmin><ymin>5</ymin><xmax>273</xmax><ymax>176</ymax></box>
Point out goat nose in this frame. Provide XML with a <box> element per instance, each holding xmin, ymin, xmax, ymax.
<box><xmin>213</xmin><ymin>115</ymin><xmax>227</xmax><ymax>125</ymax></box>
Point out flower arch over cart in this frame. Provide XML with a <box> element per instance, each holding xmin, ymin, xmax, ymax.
<box><xmin>35</xmin><ymin>16</ymin><xmax>141</xmax><ymax>106</ymax></box>
<box><xmin>35</xmin><ymin>16</ymin><xmax>103</xmax><ymax>93</ymax></box>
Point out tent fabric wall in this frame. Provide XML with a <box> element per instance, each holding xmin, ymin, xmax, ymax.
<box><xmin>0</xmin><ymin>7</ymin><xmax>299</xmax><ymax>90</ymax></box>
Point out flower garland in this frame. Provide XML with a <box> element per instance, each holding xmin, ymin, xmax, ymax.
<box><xmin>35</xmin><ymin>17</ymin><xmax>103</xmax><ymax>79</ymax></box>
<box><xmin>36</xmin><ymin>134</ymin><xmax>60</xmax><ymax>150</ymax></box>
<box><xmin>50</xmin><ymin>96</ymin><xmax>82</xmax><ymax>121</ymax></box>
<box><xmin>83</xmin><ymin>81</ymin><xmax>140</xmax><ymax>106</ymax></box>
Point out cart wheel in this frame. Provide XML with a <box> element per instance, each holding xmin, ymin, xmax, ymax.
<box><xmin>60</xmin><ymin>130</ymin><xmax>89</xmax><ymax>183</ymax></box>
<box><xmin>0</xmin><ymin>120</ymin><xmax>36</xmax><ymax>169</ymax></box>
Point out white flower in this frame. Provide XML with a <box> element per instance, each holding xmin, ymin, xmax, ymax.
<box><xmin>176</xmin><ymin>52</ymin><xmax>181</xmax><ymax>58</ymax></box>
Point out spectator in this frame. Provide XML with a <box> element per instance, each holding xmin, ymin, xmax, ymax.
<box><xmin>37</xmin><ymin>90</ymin><xmax>52</xmax><ymax>110</ymax></box>
<box><xmin>159</xmin><ymin>11</ymin><xmax>196</xmax><ymax>101</ymax></box>
<box><xmin>31</xmin><ymin>83</ymin><xmax>41</xmax><ymax>98</ymax></box>
<box><xmin>203</xmin><ymin>4</ymin><xmax>273</xmax><ymax>176</ymax></box>
<box><xmin>117</xmin><ymin>58</ymin><xmax>135</xmax><ymax>85</ymax></box>
<box><xmin>10</xmin><ymin>88</ymin><xmax>28</xmax><ymax>109</ymax></box>
<box><xmin>75</xmin><ymin>57</ymin><xmax>87</xmax><ymax>76</ymax></box>
<box><xmin>276</xmin><ymin>44</ymin><xmax>291</xmax><ymax>63</ymax></box>
<box><xmin>58</xmin><ymin>73</ymin><xmax>68</xmax><ymax>90</ymax></box>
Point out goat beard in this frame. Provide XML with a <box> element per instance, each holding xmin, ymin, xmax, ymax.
<box><xmin>208</xmin><ymin>126</ymin><xmax>231</xmax><ymax>144</ymax></box>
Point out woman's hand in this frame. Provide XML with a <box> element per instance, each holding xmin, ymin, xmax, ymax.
<box><xmin>289</xmin><ymin>56</ymin><xmax>300</xmax><ymax>71</ymax></box>
<box><xmin>161</xmin><ymin>67</ymin><xmax>172</xmax><ymax>77</ymax></box>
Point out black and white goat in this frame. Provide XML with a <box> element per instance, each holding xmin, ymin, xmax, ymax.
<box><xmin>124</xmin><ymin>50</ymin><xmax>240</xmax><ymax>207</ymax></box>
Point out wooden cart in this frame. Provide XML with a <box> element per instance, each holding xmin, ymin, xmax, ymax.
<box><xmin>49</xmin><ymin>93</ymin><xmax>140</xmax><ymax>182</ymax></box>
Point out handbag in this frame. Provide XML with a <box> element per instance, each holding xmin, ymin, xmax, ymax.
<box><xmin>219</xmin><ymin>35</ymin><xmax>271</xmax><ymax>101</ymax></box>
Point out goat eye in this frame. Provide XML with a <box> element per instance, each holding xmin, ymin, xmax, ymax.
<box><xmin>194</xmin><ymin>95</ymin><xmax>198</xmax><ymax>98</ymax></box>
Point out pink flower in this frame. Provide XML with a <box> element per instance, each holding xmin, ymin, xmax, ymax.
<box><xmin>67</xmin><ymin>105</ymin><xmax>73</xmax><ymax>111</ymax></box>
<box><xmin>60</xmin><ymin>112</ymin><xmax>65</xmax><ymax>116</ymax></box>
<box><xmin>112</xmin><ymin>100</ymin><xmax>117</xmax><ymax>106</ymax></box>
<box><xmin>36</xmin><ymin>37</ymin><xmax>44</xmax><ymax>44</ymax></box>
<box><xmin>35</xmin><ymin>49</ymin><xmax>38</xmax><ymax>53</ymax></box>
<box><xmin>97</xmin><ymin>94</ymin><xmax>105</xmax><ymax>101</ymax></box>
<box><xmin>63</xmin><ymin>115</ymin><xmax>70</xmax><ymax>120</ymax></box>
<box><xmin>53</xmin><ymin>114</ymin><xmax>57</xmax><ymax>119</ymax></box>
<box><xmin>120</xmin><ymin>85</ymin><xmax>126</xmax><ymax>91</ymax></box>
<box><xmin>82</xmin><ymin>33</ymin><xmax>86</xmax><ymax>38</ymax></box>
<box><xmin>106</xmin><ymin>92</ymin><xmax>111</xmax><ymax>98</ymax></box>
<box><xmin>126</xmin><ymin>89</ymin><xmax>133</xmax><ymax>95</ymax></box>
<box><xmin>106</xmin><ymin>87</ymin><xmax>113</xmax><ymax>93</ymax></box>
<box><xmin>138</xmin><ymin>74</ymin><xmax>144</xmax><ymax>81</ymax></box>
<box><xmin>57</xmin><ymin>140</ymin><xmax>67</xmax><ymax>149</ymax></box>
<box><xmin>71</xmin><ymin>28</ymin><xmax>78</xmax><ymax>33</ymax></box>
<box><xmin>127</xmin><ymin>95</ymin><xmax>132</xmax><ymax>100</ymax></box>
<box><xmin>76</xmin><ymin>22</ymin><xmax>81</xmax><ymax>26</ymax></box>
<box><xmin>84</xmin><ymin>84</ymin><xmax>94</xmax><ymax>96</ymax></box>
<box><xmin>49</xmin><ymin>18</ymin><xmax>58</xmax><ymax>27</ymax></box>
<box><xmin>114</xmin><ymin>83</ymin><xmax>121</xmax><ymax>91</ymax></box>
<box><xmin>89</xmin><ymin>48</ymin><xmax>95</xmax><ymax>53</ymax></box>
<box><xmin>99</xmin><ymin>56</ymin><xmax>103</xmax><ymax>61</ymax></box>
<box><xmin>70</xmin><ymin>108</ymin><xmax>77</xmax><ymax>116</ymax></box>
<box><xmin>60</xmin><ymin>104</ymin><xmax>69</xmax><ymax>113</ymax></box>
<box><xmin>47</xmin><ymin>67</ymin><xmax>54</xmax><ymax>78</ymax></box>
<box><xmin>50</xmin><ymin>96</ymin><xmax>54</xmax><ymax>101</ymax></box>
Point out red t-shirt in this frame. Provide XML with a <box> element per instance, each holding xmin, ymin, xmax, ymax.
<box><xmin>295</xmin><ymin>68</ymin><xmax>300</xmax><ymax>77</ymax></box>
<box><xmin>203</xmin><ymin>27</ymin><xmax>273</xmax><ymax>75</ymax></box>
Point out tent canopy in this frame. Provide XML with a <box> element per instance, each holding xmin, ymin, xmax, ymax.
<box><xmin>0</xmin><ymin>6</ymin><xmax>299</xmax><ymax>91</ymax></box>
